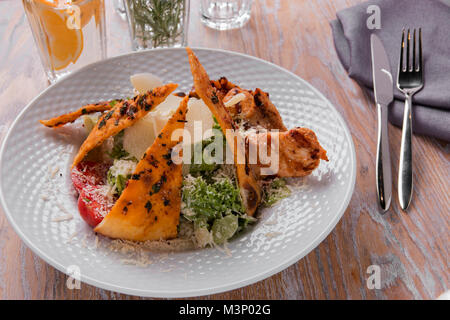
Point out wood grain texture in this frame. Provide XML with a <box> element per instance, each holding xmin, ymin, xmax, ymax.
<box><xmin>0</xmin><ymin>0</ymin><xmax>448</xmax><ymax>300</ymax></box>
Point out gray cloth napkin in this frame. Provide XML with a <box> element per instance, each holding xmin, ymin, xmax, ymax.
<box><xmin>331</xmin><ymin>0</ymin><xmax>450</xmax><ymax>142</ymax></box>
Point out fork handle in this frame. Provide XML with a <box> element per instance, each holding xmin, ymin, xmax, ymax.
<box><xmin>376</xmin><ymin>103</ymin><xmax>392</xmax><ymax>212</ymax></box>
<box><xmin>398</xmin><ymin>93</ymin><xmax>413</xmax><ymax>210</ymax></box>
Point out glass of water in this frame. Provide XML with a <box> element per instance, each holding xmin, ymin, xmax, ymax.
<box><xmin>22</xmin><ymin>0</ymin><xmax>106</xmax><ymax>83</ymax></box>
<box><xmin>200</xmin><ymin>0</ymin><xmax>252</xmax><ymax>30</ymax></box>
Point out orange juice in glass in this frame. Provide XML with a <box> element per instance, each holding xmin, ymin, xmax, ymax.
<box><xmin>22</xmin><ymin>0</ymin><xmax>106</xmax><ymax>83</ymax></box>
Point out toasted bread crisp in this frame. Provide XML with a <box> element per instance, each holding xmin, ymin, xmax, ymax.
<box><xmin>94</xmin><ymin>97</ymin><xmax>188</xmax><ymax>241</ymax></box>
<box><xmin>186</xmin><ymin>47</ymin><xmax>262</xmax><ymax>216</ymax></box>
<box><xmin>72</xmin><ymin>83</ymin><xmax>178</xmax><ymax>168</ymax></box>
<box><xmin>39</xmin><ymin>101</ymin><xmax>114</xmax><ymax>128</ymax></box>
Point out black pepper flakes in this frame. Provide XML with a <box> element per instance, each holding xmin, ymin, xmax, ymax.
<box><xmin>120</xmin><ymin>102</ymin><xmax>129</xmax><ymax>115</ymax></box>
<box><xmin>148</xmin><ymin>155</ymin><xmax>159</xmax><ymax>168</ymax></box>
<box><xmin>152</xmin><ymin>183</ymin><xmax>161</xmax><ymax>194</ymax></box>
<box><xmin>162</xmin><ymin>150</ymin><xmax>172</xmax><ymax>160</ymax></box>
<box><xmin>98</xmin><ymin>118</ymin><xmax>106</xmax><ymax>129</ymax></box>
<box><xmin>131</xmin><ymin>174</ymin><xmax>140</xmax><ymax>180</ymax></box>
<box><xmin>211</xmin><ymin>91</ymin><xmax>219</xmax><ymax>104</ymax></box>
<box><xmin>144</xmin><ymin>101</ymin><xmax>152</xmax><ymax>111</ymax></box>
<box><xmin>81</xmin><ymin>108</ymin><xmax>87</xmax><ymax>115</ymax></box>
<box><xmin>144</xmin><ymin>201</ymin><xmax>152</xmax><ymax>213</ymax></box>
<box><xmin>137</xmin><ymin>95</ymin><xmax>145</xmax><ymax>107</ymax></box>
<box><xmin>104</xmin><ymin>110</ymin><xmax>114</xmax><ymax>121</ymax></box>
<box><xmin>151</xmin><ymin>174</ymin><xmax>166</xmax><ymax>194</ymax></box>
<box><xmin>163</xmin><ymin>199</ymin><xmax>170</xmax><ymax>206</ymax></box>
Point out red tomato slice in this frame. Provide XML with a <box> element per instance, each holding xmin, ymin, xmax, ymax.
<box><xmin>71</xmin><ymin>161</ymin><xmax>113</xmax><ymax>227</ymax></box>
<box><xmin>71</xmin><ymin>161</ymin><xmax>110</xmax><ymax>193</ymax></box>
<box><xmin>77</xmin><ymin>185</ymin><xmax>114</xmax><ymax>227</ymax></box>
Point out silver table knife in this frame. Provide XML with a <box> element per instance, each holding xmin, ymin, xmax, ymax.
<box><xmin>371</xmin><ymin>34</ymin><xmax>394</xmax><ymax>212</ymax></box>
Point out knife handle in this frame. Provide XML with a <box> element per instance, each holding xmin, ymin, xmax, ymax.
<box><xmin>376</xmin><ymin>103</ymin><xmax>392</xmax><ymax>212</ymax></box>
<box><xmin>398</xmin><ymin>94</ymin><xmax>413</xmax><ymax>210</ymax></box>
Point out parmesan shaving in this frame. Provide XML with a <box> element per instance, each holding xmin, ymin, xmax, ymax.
<box><xmin>50</xmin><ymin>166</ymin><xmax>60</xmax><ymax>179</ymax></box>
<box><xmin>224</xmin><ymin>92</ymin><xmax>246</xmax><ymax>107</ymax></box>
<box><xmin>51</xmin><ymin>214</ymin><xmax>73</xmax><ymax>222</ymax></box>
<box><xmin>66</xmin><ymin>230</ymin><xmax>79</xmax><ymax>243</ymax></box>
<box><xmin>265</xmin><ymin>232</ymin><xmax>282</xmax><ymax>239</ymax></box>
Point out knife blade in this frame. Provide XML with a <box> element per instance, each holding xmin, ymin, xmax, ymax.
<box><xmin>371</xmin><ymin>33</ymin><xmax>393</xmax><ymax>212</ymax></box>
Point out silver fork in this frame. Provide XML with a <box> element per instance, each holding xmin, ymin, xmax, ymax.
<box><xmin>396</xmin><ymin>28</ymin><xmax>423</xmax><ymax>210</ymax></box>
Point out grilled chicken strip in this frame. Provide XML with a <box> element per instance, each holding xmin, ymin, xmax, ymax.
<box><xmin>223</xmin><ymin>87</ymin><xmax>287</xmax><ymax>131</ymax></box>
<box><xmin>246</xmin><ymin>128</ymin><xmax>328</xmax><ymax>177</ymax></box>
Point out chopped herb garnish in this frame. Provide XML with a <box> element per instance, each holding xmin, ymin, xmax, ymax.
<box><xmin>81</xmin><ymin>108</ymin><xmax>87</xmax><ymax>115</ymax></box>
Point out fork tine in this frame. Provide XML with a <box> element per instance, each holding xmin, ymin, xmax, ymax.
<box><xmin>399</xmin><ymin>29</ymin><xmax>405</xmax><ymax>72</ymax></box>
<box><xmin>418</xmin><ymin>28</ymin><xmax>422</xmax><ymax>72</ymax></box>
<box><xmin>412</xmin><ymin>29</ymin><xmax>416</xmax><ymax>72</ymax></box>
<box><xmin>406</xmin><ymin>29</ymin><xmax>410</xmax><ymax>71</ymax></box>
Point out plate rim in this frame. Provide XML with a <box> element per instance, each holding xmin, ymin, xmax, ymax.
<box><xmin>0</xmin><ymin>47</ymin><xmax>356</xmax><ymax>298</ymax></box>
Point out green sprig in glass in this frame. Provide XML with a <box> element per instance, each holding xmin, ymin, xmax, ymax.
<box><xmin>124</xmin><ymin>0</ymin><xmax>189</xmax><ymax>50</ymax></box>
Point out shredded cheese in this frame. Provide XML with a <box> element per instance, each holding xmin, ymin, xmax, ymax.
<box><xmin>51</xmin><ymin>214</ymin><xmax>73</xmax><ymax>222</ymax></box>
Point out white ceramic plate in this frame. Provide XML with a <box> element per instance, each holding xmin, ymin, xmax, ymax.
<box><xmin>0</xmin><ymin>48</ymin><xmax>356</xmax><ymax>297</ymax></box>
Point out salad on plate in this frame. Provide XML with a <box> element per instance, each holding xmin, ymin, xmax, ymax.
<box><xmin>39</xmin><ymin>48</ymin><xmax>328</xmax><ymax>249</ymax></box>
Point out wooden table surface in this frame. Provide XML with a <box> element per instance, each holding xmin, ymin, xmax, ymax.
<box><xmin>0</xmin><ymin>0</ymin><xmax>448</xmax><ymax>300</ymax></box>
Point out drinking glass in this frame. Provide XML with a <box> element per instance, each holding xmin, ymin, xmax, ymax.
<box><xmin>114</xmin><ymin>0</ymin><xmax>127</xmax><ymax>20</ymax></box>
<box><xmin>124</xmin><ymin>0</ymin><xmax>190</xmax><ymax>50</ymax></box>
<box><xmin>22</xmin><ymin>0</ymin><xmax>107</xmax><ymax>83</ymax></box>
<box><xmin>200</xmin><ymin>0</ymin><xmax>252</xmax><ymax>30</ymax></box>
